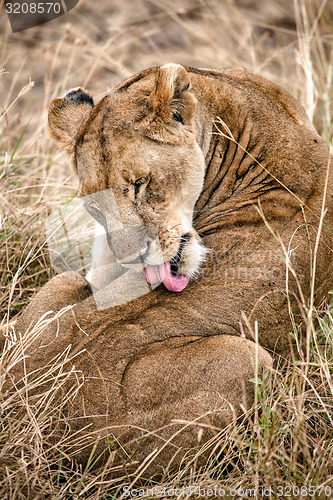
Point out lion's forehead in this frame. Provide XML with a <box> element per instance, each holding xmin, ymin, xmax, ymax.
<box><xmin>77</xmin><ymin>125</ymin><xmax>197</xmax><ymax>191</ymax></box>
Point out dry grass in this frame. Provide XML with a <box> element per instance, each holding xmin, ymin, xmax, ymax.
<box><xmin>0</xmin><ymin>0</ymin><xmax>333</xmax><ymax>497</ymax></box>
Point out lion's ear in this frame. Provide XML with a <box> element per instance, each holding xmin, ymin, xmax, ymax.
<box><xmin>48</xmin><ymin>88</ymin><xmax>94</xmax><ymax>153</ymax></box>
<box><xmin>149</xmin><ymin>64</ymin><xmax>196</xmax><ymax>128</ymax></box>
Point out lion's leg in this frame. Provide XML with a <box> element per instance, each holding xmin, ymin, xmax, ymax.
<box><xmin>1</xmin><ymin>273</ymin><xmax>88</xmax><ymax>351</ymax></box>
<box><xmin>0</xmin><ymin>272</ymin><xmax>95</xmax><ymax>392</ymax></box>
<box><xmin>9</xmin><ymin>272</ymin><xmax>92</xmax><ymax>340</ymax></box>
<box><xmin>119</xmin><ymin>334</ymin><xmax>272</xmax><ymax>473</ymax></box>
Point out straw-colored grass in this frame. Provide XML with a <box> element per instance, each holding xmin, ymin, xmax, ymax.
<box><xmin>0</xmin><ymin>0</ymin><xmax>332</xmax><ymax>497</ymax></box>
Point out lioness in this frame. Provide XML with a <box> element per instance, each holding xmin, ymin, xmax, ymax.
<box><xmin>2</xmin><ymin>64</ymin><xmax>332</xmax><ymax>475</ymax></box>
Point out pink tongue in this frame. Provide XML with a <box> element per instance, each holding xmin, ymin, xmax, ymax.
<box><xmin>144</xmin><ymin>261</ymin><xmax>189</xmax><ymax>292</ymax></box>
<box><xmin>144</xmin><ymin>263</ymin><xmax>166</xmax><ymax>285</ymax></box>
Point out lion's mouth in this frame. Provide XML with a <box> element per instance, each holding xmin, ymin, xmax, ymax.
<box><xmin>144</xmin><ymin>234</ymin><xmax>190</xmax><ymax>292</ymax></box>
<box><xmin>116</xmin><ymin>233</ymin><xmax>191</xmax><ymax>292</ymax></box>
<box><xmin>144</xmin><ymin>261</ymin><xmax>189</xmax><ymax>292</ymax></box>
<box><xmin>169</xmin><ymin>234</ymin><xmax>190</xmax><ymax>276</ymax></box>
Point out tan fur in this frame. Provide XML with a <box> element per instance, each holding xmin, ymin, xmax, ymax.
<box><xmin>2</xmin><ymin>64</ymin><xmax>333</xmax><ymax>476</ymax></box>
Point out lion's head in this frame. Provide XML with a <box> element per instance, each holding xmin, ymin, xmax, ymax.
<box><xmin>48</xmin><ymin>64</ymin><xmax>208</xmax><ymax>289</ymax></box>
